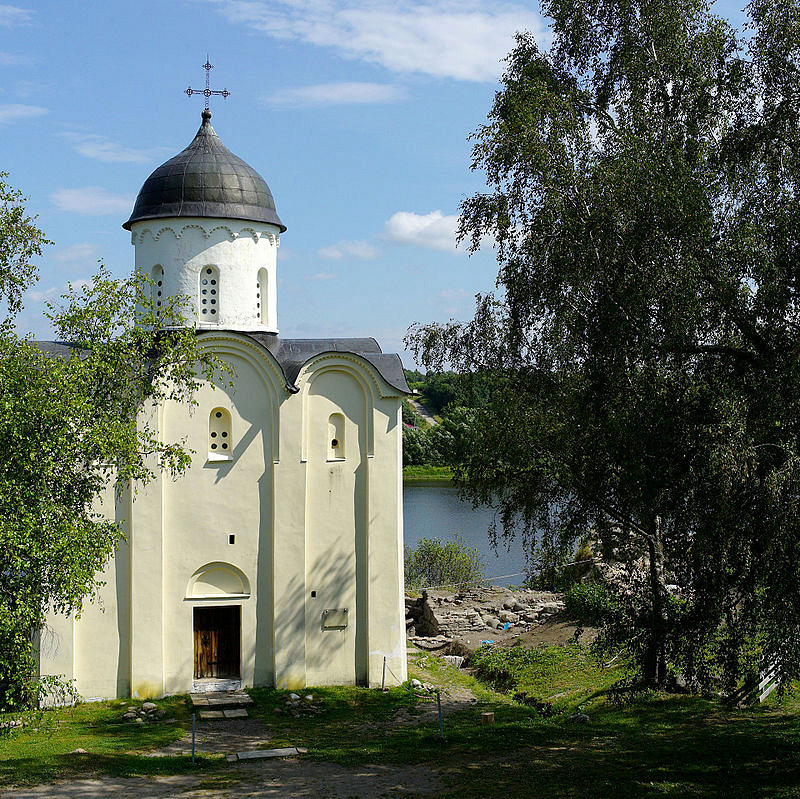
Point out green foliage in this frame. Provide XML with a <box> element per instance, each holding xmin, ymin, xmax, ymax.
<box><xmin>407</xmin><ymin>0</ymin><xmax>800</xmax><ymax>689</ymax></box>
<box><xmin>0</xmin><ymin>176</ymin><xmax>224</xmax><ymax>709</ymax></box>
<box><xmin>401</xmin><ymin>399</ymin><xmax>419</xmax><ymax>427</ymax></box>
<box><xmin>0</xmin><ymin>173</ymin><xmax>50</xmax><ymax>321</ymax></box>
<box><xmin>564</xmin><ymin>584</ymin><xmax>621</xmax><ymax>629</ymax></box>
<box><xmin>404</xmin><ymin>534</ymin><xmax>485</xmax><ymax>589</ymax></box>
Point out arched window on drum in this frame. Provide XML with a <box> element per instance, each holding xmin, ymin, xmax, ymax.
<box><xmin>199</xmin><ymin>266</ymin><xmax>220</xmax><ymax>320</ymax></box>
<box><xmin>151</xmin><ymin>265</ymin><xmax>164</xmax><ymax>311</ymax></box>
<box><xmin>209</xmin><ymin>407</ymin><xmax>232</xmax><ymax>460</ymax></box>
<box><xmin>257</xmin><ymin>268</ymin><xmax>268</xmax><ymax>325</ymax></box>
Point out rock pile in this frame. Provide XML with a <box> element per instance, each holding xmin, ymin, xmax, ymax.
<box><xmin>406</xmin><ymin>586</ymin><xmax>565</xmax><ymax>647</ymax></box>
<box><xmin>273</xmin><ymin>692</ymin><xmax>324</xmax><ymax>717</ymax></box>
<box><xmin>121</xmin><ymin>701</ymin><xmax>167</xmax><ymax>723</ymax></box>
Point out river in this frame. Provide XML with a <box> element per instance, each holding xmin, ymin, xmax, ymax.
<box><xmin>403</xmin><ymin>482</ymin><xmax>528</xmax><ymax>586</ymax></box>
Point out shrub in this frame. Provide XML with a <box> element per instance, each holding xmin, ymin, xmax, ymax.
<box><xmin>564</xmin><ymin>583</ymin><xmax>620</xmax><ymax>627</ymax></box>
<box><xmin>404</xmin><ymin>534</ymin><xmax>484</xmax><ymax>590</ymax></box>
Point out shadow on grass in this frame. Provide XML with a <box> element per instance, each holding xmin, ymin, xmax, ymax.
<box><xmin>2</xmin><ymin>751</ymin><xmax>226</xmax><ymax>790</ymax></box>
<box><xmin>425</xmin><ymin>697</ymin><xmax>800</xmax><ymax>798</ymax></box>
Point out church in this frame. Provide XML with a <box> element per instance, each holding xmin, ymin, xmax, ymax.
<box><xmin>38</xmin><ymin>108</ymin><xmax>409</xmax><ymax>699</ymax></box>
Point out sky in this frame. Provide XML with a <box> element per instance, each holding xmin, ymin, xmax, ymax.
<box><xmin>3</xmin><ymin>0</ymin><xmax>747</xmax><ymax>365</ymax></box>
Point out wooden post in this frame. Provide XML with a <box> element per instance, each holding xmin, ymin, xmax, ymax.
<box><xmin>481</xmin><ymin>711</ymin><xmax>495</xmax><ymax>726</ymax></box>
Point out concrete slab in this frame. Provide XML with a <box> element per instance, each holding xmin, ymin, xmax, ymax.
<box><xmin>223</xmin><ymin>709</ymin><xmax>248</xmax><ymax>719</ymax></box>
<box><xmin>235</xmin><ymin>747</ymin><xmax>303</xmax><ymax>760</ymax></box>
<box><xmin>199</xmin><ymin>710</ymin><xmax>224</xmax><ymax>719</ymax></box>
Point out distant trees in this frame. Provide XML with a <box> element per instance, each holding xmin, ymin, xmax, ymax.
<box><xmin>402</xmin><ymin>371</ymin><xmax>484</xmax><ymax>467</ymax></box>
<box><xmin>408</xmin><ymin>0</ymin><xmax>800</xmax><ymax>689</ymax></box>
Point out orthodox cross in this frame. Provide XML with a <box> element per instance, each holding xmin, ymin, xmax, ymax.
<box><xmin>185</xmin><ymin>58</ymin><xmax>230</xmax><ymax>110</ymax></box>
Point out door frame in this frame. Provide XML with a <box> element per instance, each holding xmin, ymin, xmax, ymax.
<box><xmin>192</xmin><ymin>604</ymin><xmax>242</xmax><ymax>680</ymax></box>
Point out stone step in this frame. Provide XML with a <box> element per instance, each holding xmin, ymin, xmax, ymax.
<box><xmin>199</xmin><ymin>708</ymin><xmax>249</xmax><ymax>720</ymax></box>
<box><xmin>190</xmin><ymin>692</ymin><xmax>254</xmax><ymax>712</ymax></box>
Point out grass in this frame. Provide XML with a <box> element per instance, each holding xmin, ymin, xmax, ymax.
<box><xmin>469</xmin><ymin>640</ymin><xmax>626</xmax><ymax>711</ymax></box>
<box><xmin>0</xmin><ymin>693</ymin><xmax>226</xmax><ymax>787</ymax></box>
<box><xmin>403</xmin><ymin>465</ymin><xmax>454</xmax><ymax>482</ymax></box>
<box><xmin>4</xmin><ymin>646</ymin><xmax>800</xmax><ymax>796</ymax></box>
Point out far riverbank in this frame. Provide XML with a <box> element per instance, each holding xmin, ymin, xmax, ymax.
<box><xmin>403</xmin><ymin>465</ymin><xmax>453</xmax><ymax>483</ymax></box>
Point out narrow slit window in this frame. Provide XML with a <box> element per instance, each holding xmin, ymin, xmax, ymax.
<box><xmin>257</xmin><ymin>268</ymin><xmax>268</xmax><ymax>325</ymax></box>
<box><xmin>209</xmin><ymin>407</ymin><xmax>232</xmax><ymax>459</ymax></box>
<box><xmin>151</xmin><ymin>265</ymin><xmax>164</xmax><ymax>310</ymax></box>
<box><xmin>328</xmin><ymin>413</ymin><xmax>345</xmax><ymax>460</ymax></box>
<box><xmin>200</xmin><ymin>266</ymin><xmax>220</xmax><ymax>321</ymax></box>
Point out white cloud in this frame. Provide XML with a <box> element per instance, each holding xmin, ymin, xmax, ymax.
<box><xmin>0</xmin><ymin>103</ymin><xmax>47</xmax><ymax>124</ymax></box>
<box><xmin>28</xmin><ymin>278</ymin><xmax>93</xmax><ymax>304</ymax></box>
<box><xmin>435</xmin><ymin>287</ymin><xmax>468</xmax><ymax>315</ymax></box>
<box><xmin>270</xmin><ymin>82</ymin><xmax>404</xmax><ymax>106</ymax></box>
<box><xmin>53</xmin><ymin>242</ymin><xmax>99</xmax><ymax>264</ymax></box>
<box><xmin>0</xmin><ymin>5</ymin><xmax>33</xmax><ymax>25</ymax></box>
<box><xmin>318</xmin><ymin>239</ymin><xmax>379</xmax><ymax>260</ymax></box>
<box><xmin>308</xmin><ymin>272</ymin><xmax>338</xmax><ymax>281</ymax></box>
<box><xmin>0</xmin><ymin>51</ymin><xmax>32</xmax><ymax>65</ymax></box>
<box><xmin>384</xmin><ymin>210</ymin><xmax>462</xmax><ymax>252</ymax></box>
<box><xmin>207</xmin><ymin>0</ymin><xmax>545</xmax><ymax>82</ymax></box>
<box><xmin>60</xmin><ymin>133</ymin><xmax>166</xmax><ymax>164</ymax></box>
<box><xmin>51</xmin><ymin>187</ymin><xmax>134</xmax><ymax>216</ymax></box>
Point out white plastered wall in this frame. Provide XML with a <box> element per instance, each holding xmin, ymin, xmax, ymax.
<box><xmin>39</xmin><ymin>335</ymin><xmax>407</xmax><ymax>698</ymax></box>
<box><xmin>130</xmin><ymin>217</ymin><xmax>281</xmax><ymax>333</ymax></box>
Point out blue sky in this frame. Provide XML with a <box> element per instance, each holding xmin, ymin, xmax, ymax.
<box><xmin>3</xmin><ymin>0</ymin><xmax>747</xmax><ymax>364</ymax></box>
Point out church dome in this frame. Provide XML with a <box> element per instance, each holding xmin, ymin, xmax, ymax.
<box><xmin>123</xmin><ymin>109</ymin><xmax>285</xmax><ymax>232</ymax></box>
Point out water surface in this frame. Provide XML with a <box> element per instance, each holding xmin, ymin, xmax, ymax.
<box><xmin>402</xmin><ymin>482</ymin><xmax>527</xmax><ymax>586</ymax></box>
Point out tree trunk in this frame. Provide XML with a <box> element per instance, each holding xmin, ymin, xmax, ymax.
<box><xmin>646</xmin><ymin>517</ymin><xmax>668</xmax><ymax>686</ymax></box>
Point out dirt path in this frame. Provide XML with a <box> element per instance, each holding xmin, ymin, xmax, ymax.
<box><xmin>152</xmin><ymin>717</ymin><xmax>271</xmax><ymax>756</ymax></box>
<box><xmin>409</xmin><ymin>398</ymin><xmax>437</xmax><ymax>426</ymax></box>
<box><xmin>2</xmin><ymin>760</ymin><xmax>442</xmax><ymax>798</ymax></box>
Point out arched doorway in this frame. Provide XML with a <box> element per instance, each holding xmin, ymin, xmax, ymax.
<box><xmin>186</xmin><ymin>563</ymin><xmax>250</xmax><ymax>680</ymax></box>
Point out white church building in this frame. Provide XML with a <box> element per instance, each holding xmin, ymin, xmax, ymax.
<box><xmin>39</xmin><ymin>109</ymin><xmax>409</xmax><ymax>699</ymax></box>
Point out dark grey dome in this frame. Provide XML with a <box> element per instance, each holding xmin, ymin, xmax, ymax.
<box><xmin>123</xmin><ymin>109</ymin><xmax>285</xmax><ymax>232</ymax></box>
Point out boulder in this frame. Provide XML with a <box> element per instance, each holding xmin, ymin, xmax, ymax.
<box><xmin>142</xmin><ymin>701</ymin><xmax>156</xmax><ymax>711</ymax></box>
<box><xmin>567</xmin><ymin>713</ymin><xmax>590</xmax><ymax>724</ymax></box>
<box><xmin>405</xmin><ymin>591</ymin><xmax>441</xmax><ymax>637</ymax></box>
<box><xmin>498</xmin><ymin>610</ymin><xmax>520</xmax><ymax>624</ymax></box>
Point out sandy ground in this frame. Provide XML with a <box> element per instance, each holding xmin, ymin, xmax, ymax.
<box><xmin>2</xmin><ymin>760</ymin><xmax>442</xmax><ymax>798</ymax></box>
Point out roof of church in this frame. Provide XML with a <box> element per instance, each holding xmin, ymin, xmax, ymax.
<box><xmin>241</xmin><ymin>333</ymin><xmax>410</xmax><ymax>394</ymax></box>
<box><xmin>123</xmin><ymin>110</ymin><xmax>285</xmax><ymax>232</ymax></box>
<box><xmin>35</xmin><ymin>335</ymin><xmax>410</xmax><ymax>395</ymax></box>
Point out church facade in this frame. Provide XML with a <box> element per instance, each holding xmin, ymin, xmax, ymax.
<box><xmin>38</xmin><ymin>110</ymin><xmax>409</xmax><ymax>699</ymax></box>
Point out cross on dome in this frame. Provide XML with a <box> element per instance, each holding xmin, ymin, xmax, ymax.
<box><xmin>185</xmin><ymin>57</ymin><xmax>230</xmax><ymax>110</ymax></box>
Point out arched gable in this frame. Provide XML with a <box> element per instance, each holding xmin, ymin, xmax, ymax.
<box><xmin>197</xmin><ymin>333</ymin><xmax>288</xmax><ymax>462</ymax></box>
<box><xmin>297</xmin><ymin>354</ymin><xmax>387</xmax><ymax>460</ymax></box>
<box><xmin>186</xmin><ymin>562</ymin><xmax>250</xmax><ymax>598</ymax></box>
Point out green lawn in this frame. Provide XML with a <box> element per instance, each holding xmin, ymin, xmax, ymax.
<box><xmin>3</xmin><ymin>647</ymin><xmax>800</xmax><ymax>797</ymax></box>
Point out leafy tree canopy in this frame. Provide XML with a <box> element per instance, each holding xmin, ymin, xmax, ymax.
<box><xmin>408</xmin><ymin>0</ymin><xmax>800</xmax><ymax>688</ymax></box>
<box><xmin>0</xmin><ymin>174</ymin><xmax>222</xmax><ymax>709</ymax></box>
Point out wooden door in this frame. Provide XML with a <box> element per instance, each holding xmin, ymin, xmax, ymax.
<box><xmin>193</xmin><ymin>606</ymin><xmax>241</xmax><ymax>679</ymax></box>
